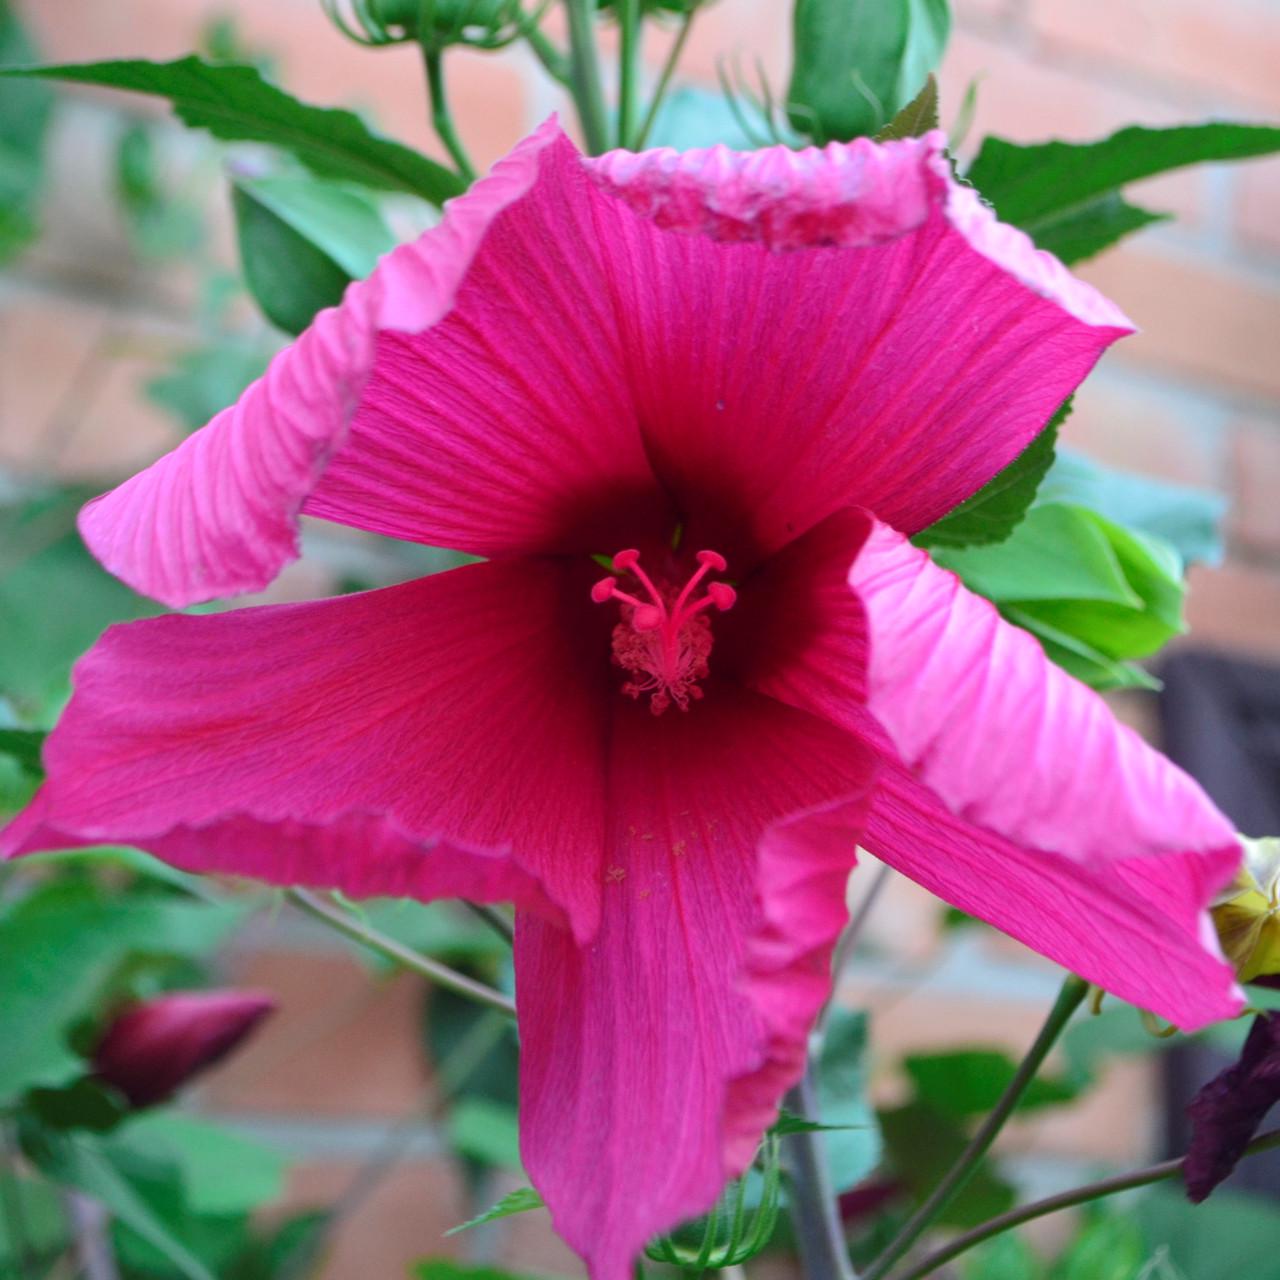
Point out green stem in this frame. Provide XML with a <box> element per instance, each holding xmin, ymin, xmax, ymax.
<box><xmin>863</xmin><ymin>974</ymin><xmax>1089</xmax><ymax>1280</ymax></box>
<box><xmin>782</xmin><ymin>1069</ymin><xmax>859</xmax><ymax>1280</ymax></box>
<box><xmin>421</xmin><ymin>43</ymin><xmax>477</xmax><ymax>183</ymax></box>
<box><xmin>465</xmin><ymin>900</ymin><xmax>514</xmax><ymax>945</ymax></box>
<box><xmin>617</xmin><ymin>0</ymin><xmax>642</xmax><ymax>148</ymax></box>
<box><xmin>287</xmin><ymin>889</ymin><xmax>515</xmax><ymax>1018</ymax></box>
<box><xmin>523</xmin><ymin>22</ymin><xmax>570</xmax><ymax>83</ymax></box>
<box><xmin>633</xmin><ymin>0</ymin><xmax>702</xmax><ymax>149</ymax></box>
<box><xmin>896</xmin><ymin>1127</ymin><xmax>1280</xmax><ymax>1280</ymax></box>
<box><xmin>563</xmin><ymin>0</ymin><xmax>610</xmax><ymax>155</ymax></box>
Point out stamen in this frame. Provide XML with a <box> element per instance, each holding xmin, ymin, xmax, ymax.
<box><xmin>591</xmin><ymin>548</ymin><xmax>736</xmax><ymax>714</ymax></box>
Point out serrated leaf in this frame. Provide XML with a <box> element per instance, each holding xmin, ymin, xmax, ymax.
<box><xmin>875</xmin><ymin>73</ymin><xmax>938</xmax><ymax>141</ymax></box>
<box><xmin>915</xmin><ymin>399</ymin><xmax>1069</xmax><ymax>550</ymax></box>
<box><xmin>968</xmin><ymin>122</ymin><xmax>1280</xmax><ymax>263</ymax></box>
<box><xmin>445</xmin><ymin>1185</ymin><xmax>545</xmax><ymax>1237</ymax></box>
<box><xmin>2</xmin><ymin>57</ymin><xmax>464</xmax><ymax>202</ymax></box>
<box><xmin>788</xmin><ymin>0</ymin><xmax>951</xmax><ymax>141</ymax></box>
<box><xmin>19</xmin><ymin>1127</ymin><xmax>215</xmax><ymax>1280</ymax></box>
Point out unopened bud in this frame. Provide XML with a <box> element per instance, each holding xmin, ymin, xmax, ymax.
<box><xmin>92</xmin><ymin>989</ymin><xmax>275</xmax><ymax>1108</ymax></box>
<box><xmin>1212</xmin><ymin>836</ymin><xmax>1280</xmax><ymax>984</ymax></box>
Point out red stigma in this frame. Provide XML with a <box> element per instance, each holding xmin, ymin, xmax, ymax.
<box><xmin>591</xmin><ymin>549</ymin><xmax>736</xmax><ymax>714</ymax></box>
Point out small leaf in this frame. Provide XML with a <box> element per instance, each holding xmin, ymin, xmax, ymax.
<box><xmin>816</xmin><ymin>1006</ymin><xmax>883</xmax><ymax>1192</ymax></box>
<box><xmin>19</xmin><ymin>1127</ymin><xmax>215</xmax><ymax>1280</ymax></box>
<box><xmin>146</xmin><ymin>341</ymin><xmax>272</xmax><ymax>433</ymax></box>
<box><xmin>445</xmin><ymin>1186</ymin><xmax>545</xmax><ymax>1237</ymax></box>
<box><xmin>415</xmin><ymin>1262</ymin><xmax>543</xmax><ymax>1280</ymax></box>
<box><xmin>1038</xmin><ymin>449</ymin><xmax>1226</xmax><ymax>568</ymax></box>
<box><xmin>904</xmin><ymin>1049</ymin><xmax>1079</xmax><ymax>1118</ymax></box>
<box><xmin>447</xmin><ymin>1098</ymin><xmax>522</xmax><ymax>1171</ymax></box>
<box><xmin>915</xmin><ymin>399</ymin><xmax>1069</xmax><ymax>550</ymax></box>
<box><xmin>0</xmin><ymin>727</ymin><xmax>45</xmax><ymax>776</ymax></box>
<box><xmin>769</xmin><ymin>1108</ymin><xmax>865</xmax><ymax>1137</ymax></box>
<box><xmin>0</xmin><ymin>0</ymin><xmax>54</xmax><ymax>264</ymax></box>
<box><xmin>968</xmin><ymin>122</ymin><xmax>1280</xmax><ymax>264</ymax></box>
<box><xmin>875</xmin><ymin>74</ymin><xmax>938</xmax><ymax>141</ymax></box>
<box><xmin>233</xmin><ymin>182</ymin><xmax>355</xmax><ymax>334</ymax></box>
<box><xmin>2</xmin><ymin>57</ymin><xmax>464</xmax><ymax>202</ymax></box>
<box><xmin>788</xmin><ymin>0</ymin><xmax>951</xmax><ymax>141</ymax></box>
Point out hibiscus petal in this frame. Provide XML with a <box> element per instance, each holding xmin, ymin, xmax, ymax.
<box><xmin>584</xmin><ymin>132</ymin><xmax>1131</xmax><ymax>562</ymax></box>
<box><xmin>1</xmin><ymin>560</ymin><xmax>607</xmax><ymax>939</ymax></box>
<box><xmin>515</xmin><ymin>690</ymin><xmax>876</xmax><ymax>1280</ymax></box>
<box><xmin>737</xmin><ymin>510</ymin><xmax>1242</xmax><ymax>1030</ymax></box>
<box><xmin>78</xmin><ymin>120</ymin><xmax>662</xmax><ymax>607</ymax></box>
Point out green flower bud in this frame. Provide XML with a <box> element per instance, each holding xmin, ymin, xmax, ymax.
<box><xmin>1212</xmin><ymin>835</ymin><xmax>1280</xmax><ymax>983</ymax></box>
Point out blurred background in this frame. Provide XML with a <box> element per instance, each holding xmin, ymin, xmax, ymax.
<box><xmin>2</xmin><ymin>1</ymin><xmax>1279</xmax><ymax>1277</ymax></box>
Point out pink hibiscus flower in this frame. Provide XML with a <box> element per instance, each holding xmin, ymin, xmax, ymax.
<box><xmin>1</xmin><ymin>121</ymin><xmax>1243</xmax><ymax>1278</ymax></box>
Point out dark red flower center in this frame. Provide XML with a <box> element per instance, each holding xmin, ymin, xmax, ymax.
<box><xmin>591</xmin><ymin>548</ymin><xmax>737</xmax><ymax>714</ymax></box>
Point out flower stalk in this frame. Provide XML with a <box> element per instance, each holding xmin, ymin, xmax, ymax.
<box><xmin>633</xmin><ymin>0</ymin><xmax>703</xmax><ymax>148</ymax></box>
<box><xmin>563</xmin><ymin>0</ymin><xmax>610</xmax><ymax>154</ymax></box>
<box><xmin>421</xmin><ymin>43</ymin><xmax>477</xmax><ymax>182</ymax></box>
<box><xmin>863</xmin><ymin>973</ymin><xmax>1090</xmax><ymax>1280</ymax></box>
<box><xmin>895</xmin><ymin>1127</ymin><xmax>1280</xmax><ymax>1280</ymax></box>
<box><xmin>287</xmin><ymin>889</ymin><xmax>515</xmax><ymax>1017</ymax></box>
<box><xmin>782</xmin><ymin>1069</ymin><xmax>859</xmax><ymax>1280</ymax></box>
<box><xmin>617</xmin><ymin>0</ymin><xmax>642</xmax><ymax>148</ymax></box>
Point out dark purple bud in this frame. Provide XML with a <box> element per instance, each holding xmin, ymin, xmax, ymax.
<box><xmin>1184</xmin><ymin>1011</ymin><xmax>1280</xmax><ymax>1202</ymax></box>
<box><xmin>92</xmin><ymin>989</ymin><xmax>275</xmax><ymax>1109</ymax></box>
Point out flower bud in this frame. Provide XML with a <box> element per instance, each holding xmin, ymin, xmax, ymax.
<box><xmin>1212</xmin><ymin>836</ymin><xmax>1280</xmax><ymax>984</ymax></box>
<box><xmin>92</xmin><ymin>989</ymin><xmax>275</xmax><ymax>1108</ymax></box>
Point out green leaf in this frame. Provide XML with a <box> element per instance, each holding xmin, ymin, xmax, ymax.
<box><xmin>1039</xmin><ymin>449</ymin><xmax>1226</xmax><ymax>568</ymax></box>
<box><xmin>915</xmin><ymin>399</ymin><xmax>1069</xmax><ymax>550</ymax></box>
<box><xmin>19</xmin><ymin>1127</ymin><xmax>215</xmax><ymax>1280</ymax></box>
<box><xmin>968</xmin><ymin>122</ymin><xmax>1280</xmax><ymax>264</ymax></box>
<box><xmin>931</xmin><ymin>502</ymin><xmax>1186</xmax><ymax>689</ymax></box>
<box><xmin>146</xmin><ymin>341</ymin><xmax>272</xmax><ymax>432</ymax></box>
<box><xmin>0</xmin><ymin>1172</ymin><xmax>70</xmax><ymax>1271</ymax></box>
<box><xmin>232</xmin><ymin>186</ymin><xmax>347</xmax><ymax>335</ymax></box>
<box><xmin>415</xmin><ymin>1261</ymin><xmax>544</xmax><ymax>1280</ymax></box>
<box><xmin>115</xmin><ymin>121</ymin><xmax>204</xmax><ymax>258</ymax></box>
<box><xmin>0</xmin><ymin>0</ymin><xmax>54</xmax><ymax>265</ymax></box>
<box><xmin>1051</xmin><ymin>1206</ymin><xmax>1147</xmax><ymax>1280</ymax></box>
<box><xmin>445</xmin><ymin>1185</ymin><xmax>545</xmax><ymax>1237</ymax></box>
<box><xmin>102</xmin><ymin>1113</ymin><xmax>285</xmax><ymax>1217</ymax></box>
<box><xmin>1136</xmin><ymin>1186</ymin><xmax>1280</xmax><ymax>1280</ymax></box>
<box><xmin>878</xmin><ymin>1100</ymin><xmax>1016</xmax><ymax>1228</ymax></box>
<box><xmin>815</xmin><ymin>1006</ymin><xmax>882</xmax><ymax>1192</ymax></box>
<box><xmin>0</xmin><ymin>883</ymin><xmax>244</xmax><ymax>1101</ymax></box>
<box><xmin>25</xmin><ymin>1078</ymin><xmax>130</xmax><ymax>1133</ymax></box>
<box><xmin>447</xmin><ymin>1098</ymin><xmax>522</xmax><ymax>1171</ymax></box>
<box><xmin>0</xmin><ymin>486</ymin><xmax>159</xmax><ymax>719</ymax></box>
<box><xmin>233</xmin><ymin>175</ymin><xmax>396</xmax><ymax>334</ymax></box>
<box><xmin>0</xmin><ymin>727</ymin><xmax>45</xmax><ymax>776</ymax></box>
<box><xmin>961</xmin><ymin>1233</ymin><xmax>1044</xmax><ymax>1280</ymax></box>
<box><xmin>904</xmin><ymin>1049</ymin><xmax>1079</xmax><ymax>1119</ymax></box>
<box><xmin>237</xmin><ymin>175</ymin><xmax>396</xmax><ymax>279</ymax></box>
<box><xmin>769</xmin><ymin>1108</ymin><xmax>863</xmax><ymax>1137</ymax></box>
<box><xmin>875</xmin><ymin>73</ymin><xmax>939</xmax><ymax>141</ymax></box>
<box><xmin>3</xmin><ymin>57</ymin><xmax>464</xmax><ymax>202</ymax></box>
<box><xmin>788</xmin><ymin>0</ymin><xmax>951</xmax><ymax>141</ymax></box>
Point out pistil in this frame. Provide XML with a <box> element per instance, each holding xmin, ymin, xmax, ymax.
<box><xmin>591</xmin><ymin>549</ymin><xmax>737</xmax><ymax>714</ymax></box>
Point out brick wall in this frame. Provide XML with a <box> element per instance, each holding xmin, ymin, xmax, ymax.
<box><xmin>3</xmin><ymin>1</ymin><xmax>1278</xmax><ymax>1275</ymax></box>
